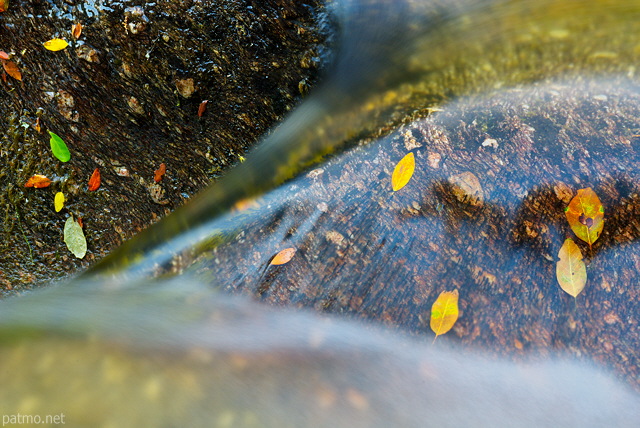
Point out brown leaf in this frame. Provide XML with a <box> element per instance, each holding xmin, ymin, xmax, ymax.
<box><xmin>430</xmin><ymin>290</ymin><xmax>459</xmax><ymax>342</ymax></box>
<box><xmin>24</xmin><ymin>175</ymin><xmax>52</xmax><ymax>188</ymax></box>
<box><xmin>71</xmin><ymin>22</ymin><xmax>82</xmax><ymax>39</ymax></box>
<box><xmin>197</xmin><ymin>100</ymin><xmax>208</xmax><ymax>117</ymax></box>
<box><xmin>154</xmin><ymin>163</ymin><xmax>166</xmax><ymax>182</ymax></box>
<box><xmin>2</xmin><ymin>59</ymin><xmax>21</xmax><ymax>81</ymax></box>
<box><xmin>88</xmin><ymin>168</ymin><xmax>101</xmax><ymax>191</ymax></box>
<box><xmin>270</xmin><ymin>247</ymin><xmax>296</xmax><ymax>266</ymax></box>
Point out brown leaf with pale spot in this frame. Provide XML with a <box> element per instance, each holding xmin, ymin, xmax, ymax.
<box><xmin>25</xmin><ymin>175</ymin><xmax>52</xmax><ymax>188</ymax></box>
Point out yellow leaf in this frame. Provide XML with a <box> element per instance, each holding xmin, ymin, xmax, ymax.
<box><xmin>43</xmin><ymin>38</ymin><xmax>69</xmax><ymax>51</ymax></box>
<box><xmin>556</xmin><ymin>238</ymin><xmax>587</xmax><ymax>298</ymax></box>
<box><xmin>270</xmin><ymin>247</ymin><xmax>296</xmax><ymax>265</ymax></box>
<box><xmin>391</xmin><ymin>152</ymin><xmax>415</xmax><ymax>191</ymax></box>
<box><xmin>564</xmin><ymin>187</ymin><xmax>604</xmax><ymax>247</ymax></box>
<box><xmin>430</xmin><ymin>290</ymin><xmax>459</xmax><ymax>341</ymax></box>
<box><xmin>54</xmin><ymin>192</ymin><xmax>65</xmax><ymax>212</ymax></box>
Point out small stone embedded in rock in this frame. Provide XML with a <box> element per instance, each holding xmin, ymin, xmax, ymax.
<box><xmin>176</xmin><ymin>78</ymin><xmax>196</xmax><ymax>98</ymax></box>
<box><xmin>482</xmin><ymin>138</ymin><xmax>498</xmax><ymax>148</ymax></box>
<box><xmin>76</xmin><ymin>44</ymin><xmax>100</xmax><ymax>63</ymax></box>
<box><xmin>448</xmin><ymin>171</ymin><xmax>484</xmax><ymax>207</ymax></box>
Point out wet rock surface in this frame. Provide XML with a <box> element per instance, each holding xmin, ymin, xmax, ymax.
<box><xmin>194</xmin><ymin>77</ymin><xmax>640</xmax><ymax>389</ymax></box>
<box><xmin>0</xmin><ymin>0</ymin><xmax>328</xmax><ymax>292</ymax></box>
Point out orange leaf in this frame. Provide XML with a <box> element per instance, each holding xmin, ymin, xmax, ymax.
<box><xmin>88</xmin><ymin>168</ymin><xmax>101</xmax><ymax>191</ymax></box>
<box><xmin>0</xmin><ymin>0</ymin><xmax>8</xmax><ymax>13</ymax></box>
<box><xmin>430</xmin><ymin>290</ymin><xmax>459</xmax><ymax>342</ymax></box>
<box><xmin>270</xmin><ymin>247</ymin><xmax>296</xmax><ymax>265</ymax></box>
<box><xmin>2</xmin><ymin>59</ymin><xmax>21</xmax><ymax>81</ymax></box>
<box><xmin>391</xmin><ymin>152</ymin><xmax>415</xmax><ymax>191</ymax></box>
<box><xmin>71</xmin><ymin>22</ymin><xmax>82</xmax><ymax>39</ymax></box>
<box><xmin>0</xmin><ymin>51</ymin><xmax>9</xmax><ymax>60</ymax></box>
<box><xmin>24</xmin><ymin>175</ymin><xmax>52</xmax><ymax>188</ymax></box>
<box><xmin>564</xmin><ymin>187</ymin><xmax>604</xmax><ymax>247</ymax></box>
<box><xmin>198</xmin><ymin>100</ymin><xmax>208</xmax><ymax>117</ymax></box>
<box><xmin>154</xmin><ymin>163</ymin><xmax>166</xmax><ymax>183</ymax></box>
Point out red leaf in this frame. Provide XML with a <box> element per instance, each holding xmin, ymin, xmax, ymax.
<box><xmin>24</xmin><ymin>175</ymin><xmax>52</xmax><ymax>188</ymax></box>
<box><xmin>0</xmin><ymin>51</ymin><xmax>9</xmax><ymax>60</ymax></box>
<box><xmin>197</xmin><ymin>100</ymin><xmax>208</xmax><ymax>117</ymax></box>
<box><xmin>154</xmin><ymin>162</ymin><xmax>166</xmax><ymax>182</ymax></box>
<box><xmin>88</xmin><ymin>168</ymin><xmax>101</xmax><ymax>191</ymax></box>
<box><xmin>2</xmin><ymin>59</ymin><xmax>21</xmax><ymax>81</ymax></box>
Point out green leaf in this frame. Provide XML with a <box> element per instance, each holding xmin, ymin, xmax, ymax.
<box><xmin>49</xmin><ymin>131</ymin><xmax>71</xmax><ymax>162</ymax></box>
<box><xmin>64</xmin><ymin>216</ymin><xmax>86</xmax><ymax>259</ymax></box>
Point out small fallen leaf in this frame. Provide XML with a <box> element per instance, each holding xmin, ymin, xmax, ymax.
<box><xmin>564</xmin><ymin>187</ymin><xmax>604</xmax><ymax>247</ymax></box>
<box><xmin>0</xmin><ymin>51</ymin><xmax>9</xmax><ymax>60</ymax></box>
<box><xmin>154</xmin><ymin>163</ymin><xmax>166</xmax><ymax>182</ymax></box>
<box><xmin>63</xmin><ymin>215</ymin><xmax>87</xmax><ymax>259</ymax></box>
<box><xmin>71</xmin><ymin>22</ymin><xmax>82</xmax><ymax>39</ymax></box>
<box><xmin>0</xmin><ymin>0</ymin><xmax>8</xmax><ymax>13</ymax></box>
<box><xmin>24</xmin><ymin>175</ymin><xmax>52</xmax><ymax>188</ymax></box>
<box><xmin>2</xmin><ymin>59</ymin><xmax>21</xmax><ymax>81</ymax></box>
<box><xmin>391</xmin><ymin>152</ymin><xmax>415</xmax><ymax>191</ymax></box>
<box><xmin>430</xmin><ymin>289</ymin><xmax>459</xmax><ymax>342</ymax></box>
<box><xmin>88</xmin><ymin>168</ymin><xmax>100</xmax><ymax>191</ymax></box>
<box><xmin>556</xmin><ymin>238</ymin><xmax>587</xmax><ymax>297</ymax></box>
<box><xmin>270</xmin><ymin>247</ymin><xmax>296</xmax><ymax>265</ymax></box>
<box><xmin>35</xmin><ymin>117</ymin><xmax>41</xmax><ymax>133</ymax></box>
<box><xmin>48</xmin><ymin>131</ymin><xmax>71</xmax><ymax>162</ymax></box>
<box><xmin>43</xmin><ymin>38</ymin><xmax>69</xmax><ymax>51</ymax></box>
<box><xmin>54</xmin><ymin>192</ymin><xmax>65</xmax><ymax>212</ymax></box>
<box><xmin>197</xmin><ymin>100</ymin><xmax>208</xmax><ymax>117</ymax></box>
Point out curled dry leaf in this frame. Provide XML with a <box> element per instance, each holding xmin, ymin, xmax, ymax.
<box><xmin>71</xmin><ymin>22</ymin><xmax>82</xmax><ymax>39</ymax></box>
<box><xmin>43</xmin><ymin>38</ymin><xmax>69</xmax><ymax>51</ymax></box>
<box><xmin>154</xmin><ymin>163</ymin><xmax>166</xmax><ymax>183</ymax></box>
<box><xmin>270</xmin><ymin>247</ymin><xmax>296</xmax><ymax>266</ymax></box>
<box><xmin>88</xmin><ymin>168</ymin><xmax>101</xmax><ymax>191</ymax></box>
<box><xmin>564</xmin><ymin>187</ymin><xmax>604</xmax><ymax>247</ymax></box>
<box><xmin>24</xmin><ymin>175</ymin><xmax>52</xmax><ymax>188</ymax></box>
<box><xmin>63</xmin><ymin>216</ymin><xmax>87</xmax><ymax>259</ymax></box>
<box><xmin>54</xmin><ymin>192</ymin><xmax>65</xmax><ymax>212</ymax></box>
<box><xmin>391</xmin><ymin>152</ymin><xmax>415</xmax><ymax>191</ymax></box>
<box><xmin>1</xmin><ymin>59</ymin><xmax>21</xmax><ymax>81</ymax></box>
<box><xmin>556</xmin><ymin>238</ymin><xmax>587</xmax><ymax>298</ymax></box>
<box><xmin>430</xmin><ymin>289</ymin><xmax>459</xmax><ymax>342</ymax></box>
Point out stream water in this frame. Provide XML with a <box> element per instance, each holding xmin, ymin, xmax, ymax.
<box><xmin>1</xmin><ymin>0</ymin><xmax>640</xmax><ymax>426</ymax></box>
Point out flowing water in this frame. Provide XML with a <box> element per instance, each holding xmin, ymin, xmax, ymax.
<box><xmin>2</xmin><ymin>0</ymin><xmax>640</xmax><ymax>426</ymax></box>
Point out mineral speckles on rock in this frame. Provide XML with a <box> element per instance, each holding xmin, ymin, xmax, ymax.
<box><xmin>124</xmin><ymin>6</ymin><xmax>148</xmax><ymax>35</ymax></box>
